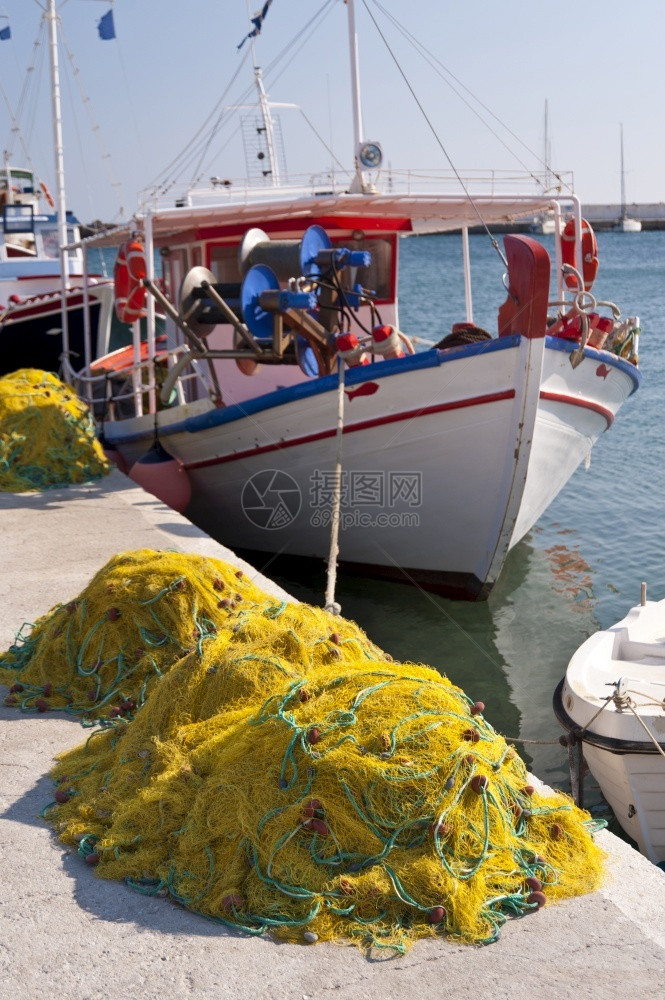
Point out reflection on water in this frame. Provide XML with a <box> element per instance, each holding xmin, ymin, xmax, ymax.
<box><xmin>238</xmin><ymin>526</ymin><xmax>601</xmax><ymax>804</ymax></box>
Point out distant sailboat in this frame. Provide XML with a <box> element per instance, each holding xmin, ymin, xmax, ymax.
<box><xmin>531</xmin><ymin>100</ymin><xmax>558</xmax><ymax>235</ymax></box>
<box><xmin>614</xmin><ymin>124</ymin><xmax>642</xmax><ymax>232</ymax></box>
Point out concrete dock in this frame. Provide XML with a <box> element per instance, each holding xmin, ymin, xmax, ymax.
<box><xmin>1</xmin><ymin>470</ymin><xmax>664</xmax><ymax>1000</ymax></box>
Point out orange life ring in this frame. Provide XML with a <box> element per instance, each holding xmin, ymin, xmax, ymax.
<box><xmin>114</xmin><ymin>240</ymin><xmax>147</xmax><ymax>324</ymax></box>
<box><xmin>560</xmin><ymin>218</ymin><xmax>598</xmax><ymax>291</ymax></box>
<box><xmin>39</xmin><ymin>180</ymin><xmax>55</xmax><ymax>209</ymax></box>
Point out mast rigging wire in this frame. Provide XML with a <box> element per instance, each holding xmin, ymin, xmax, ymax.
<box><xmin>361</xmin><ymin>0</ymin><xmax>507</xmax><ymax>268</ymax></box>
<box><xmin>371</xmin><ymin>0</ymin><xmax>572</xmax><ymax>195</ymax></box>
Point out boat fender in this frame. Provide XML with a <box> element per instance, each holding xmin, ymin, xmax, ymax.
<box><xmin>128</xmin><ymin>439</ymin><xmax>192</xmax><ymax>514</ymax></box>
<box><xmin>371</xmin><ymin>324</ymin><xmax>415</xmax><ymax>358</ymax></box>
<box><xmin>336</xmin><ymin>332</ymin><xmax>369</xmax><ymax>367</ymax></box>
<box><xmin>114</xmin><ymin>240</ymin><xmax>148</xmax><ymax>325</ymax></box>
<box><xmin>560</xmin><ymin>218</ymin><xmax>598</xmax><ymax>291</ymax></box>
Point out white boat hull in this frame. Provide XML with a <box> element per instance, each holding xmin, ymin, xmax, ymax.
<box><xmin>554</xmin><ymin>597</ymin><xmax>665</xmax><ymax>863</ymax></box>
<box><xmin>582</xmin><ymin>743</ymin><xmax>665</xmax><ymax>863</ymax></box>
<box><xmin>107</xmin><ymin>335</ymin><xmax>638</xmax><ymax>599</ymax></box>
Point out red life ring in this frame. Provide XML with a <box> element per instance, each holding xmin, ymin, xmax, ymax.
<box><xmin>114</xmin><ymin>240</ymin><xmax>147</xmax><ymax>324</ymax></box>
<box><xmin>560</xmin><ymin>218</ymin><xmax>598</xmax><ymax>291</ymax></box>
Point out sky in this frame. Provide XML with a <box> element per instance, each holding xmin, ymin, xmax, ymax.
<box><xmin>1</xmin><ymin>0</ymin><xmax>664</xmax><ymax>223</ymax></box>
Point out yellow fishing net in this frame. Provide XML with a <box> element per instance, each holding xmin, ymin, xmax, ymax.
<box><xmin>0</xmin><ymin>549</ymin><xmax>275</xmax><ymax>721</ymax></box>
<box><xmin>0</xmin><ymin>368</ymin><xmax>109</xmax><ymax>492</ymax></box>
<box><xmin>2</xmin><ymin>549</ymin><xmax>606</xmax><ymax>951</ymax></box>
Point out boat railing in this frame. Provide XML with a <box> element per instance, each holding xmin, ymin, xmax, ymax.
<box><xmin>139</xmin><ymin>168</ymin><xmax>574</xmax><ymax>212</ymax></box>
<box><xmin>68</xmin><ymin>339</ymin><xmax>215</xmax><ymax>421</ymax></box>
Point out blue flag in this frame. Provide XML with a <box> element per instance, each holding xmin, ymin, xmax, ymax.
<box><xmin>237</xmin><ymin>0</ymin><xmax>273</xmax><ymax>49</ymax></box>
<box><xmin>0</xmin><ymin>26</ymin><xmax>11</xmax><ymax>41</ymax></box>
<box><xmin>98</xmin><ymin>9</ymin><xmax>115</xmax><ymax>41</ymax></box>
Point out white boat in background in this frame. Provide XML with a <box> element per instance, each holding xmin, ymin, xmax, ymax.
<box><xmin>530</xmin><ymin>101</ymin><xmax>562</xmax><ymax>236</ymax></box>
<box><xmin>0</xmin><ymin>163</ymin><xmax>114</xmax><ymax>374</ymax></box>
<box><xmin>613</xmin><ymin>124</ymin><xmax>642</xmax><ymax>233</ymax></box>
<box><xmin>554</xmin><ymin>591</ymin><xmax>665</xmax><ymax>864</ymax></box>
<box><xmin>0</xmin><ymin>5</ymin><xmax>118</xmax><ymax>376</ymax></box>
<box><xmin>66</xmin><ymin>2</ymin><xmax>641</xmax><ymax>601</ymax></box>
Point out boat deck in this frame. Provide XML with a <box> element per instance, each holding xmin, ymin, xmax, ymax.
<box><xmin>1</xmin><ymin>471</ymin><xmax>664</xmax><ymax>999</ymax></box>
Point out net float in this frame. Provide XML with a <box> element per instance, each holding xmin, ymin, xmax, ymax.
<box><xmin>299</xmin><ymin>689</ymin><xmax>311</xmax><ymax>703</ymax></box>
<box><xmin>470</xmin><ymin>701</ymin><xmax>485</xmax><ymax>715</ymax></box>
<box><xmin>235</xmin><ymin>570</ymin><xmax>244</xmax><ymax>579</ymax></box>
<box><xmin>339</xmin><ymin>878</ymin><xmax>353</xmax><ymax>895</ymax></box>
<box><xmin>109</xmin><ymin>706</ymin><xmax>121</xmax><ymax>718</ymax></box>
<box><xmin>218</xmin><ymin>598</ymin><xmax>231</xmax><ymax>609</ymax></box>
<box><xmin>85</xmin><ymin>852</ymin><xmax>100</xmax><ymax>866</ymax></box>
<box><xmin>329</xmin><ymin>632</ymin><xmax>340</xmax><ymax>645</ymax></box>
<box><xmin>303</xmin><ymin>931</ymin><xmax>318</xmax><ymax>943</ymax></box>
<box><xmin>54</xmin><ymin>789</ymin><xmax>70</xmax><ymax>804</ymax></box>
<box><xmin>523</xmin><ymin>785</ymin><xmax>535</xmax><ymax>796</ymax></box>
<box><xmin>464</xmin><ymin>754</ymin><xmax>475</xmax><ymax>765</ymax></box>
<box><xmin>303</xmin><ymin>799</ymin><xmax>322</xmax><ymax>816</ymax></box>
<box><xmin>213</xmin><ymin>579</ymin><xmax>225</xmax><ymax>591</ymax></box>
<box><xmin>307</xmin><ymin>727</ymin><xmax>320</xmax><ymax>744</ymax></box>
<box><xmin>470</xmin><ymin>774</ymin><xmax>489</xmax><ymax>794</ymax></box>
<box><xmin>527</xmin><ymin>890</ymin><xmax>547</xmax><ymax>908</ymax></box>
<box><xmin>221</xmin><ymin>893</ymin><xmax>244</xmax><ymax>911</ymax></box>
<box><xmin>87</xmin><ymin>690</ymin><xmax>97</xmax><ymax>702</ymax></box>
<box><xmin>428</xmin><ymin>906</ymin><xmax>446</xmax><ymax>924</ymax></box>
<box><xmin>463</xmin><ymin>728</ymin><xmax>480</xmax><ymax>743</ymax></box>
<box><xmin>107</xmin><ymin>607</ymin><xmax>120</xmax><ymax>621</ymax></box>
<box><xmin>525</xmin><ymin>876</ymin><xmax>542</xmax><ymax>891</ymax></box>
<box><xmin>43</xmin><ymin>682</ymin><xmax>53</xmax><ymax>697</ymax></box>
<box><xmin>9</xmin><ymin>683</ymin><xmax>23</xmax><ymax>693</ymax></box>
<box><xmin>551</xmin><ymin>823</ymin><xmax>564</xmax><ymax>840</ymax></box>
<box><xmin>4</xmin><ymin>695</ymin><xmax>17</xmax><ymax>707</ymax></box>
<box><xmin>35</xmin><ymin>698</ymin><xmax>48</xmax><ymax>712</ymax></box>
<box><xmin>309</xmin><ymin>818</ymin><xmax>329</xmax><ymax>836</ymax></box>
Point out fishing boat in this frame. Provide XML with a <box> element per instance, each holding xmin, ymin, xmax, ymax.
<box><xmin>0</xmin><ymin>6</ymin><xmax>117</xmax><ymax>376</ymax></box>
<box><xmin>613</xmin><ymin>124</ymin><xmax>642</xmax><ymax>233</ymax></box>
<box><xmin>67</xmin><ymin>2</ymin><xmax>641</xmax><ymax>601</ymax></box>
<box><xmin>553</xmin><ymin>589</ymin><xmax>665</xmax><ymax>864</ymax></box>
<box><xmin>0</xmin><ymin>163</ymin><xmax>114</xmax><ymax>375</ymax></box>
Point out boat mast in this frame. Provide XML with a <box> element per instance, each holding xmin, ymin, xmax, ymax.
<box><xmin>346</xmin><ymin>0</ymin><xmax>367</xmax><ymax>193</ymax></box>
<box><xmin>253</xmin><ymin>66</ymin><xmax>281</xmax><ymax>186</ymax></box>
<box><xmin>543</xmin><ymin>99</ymin><xmax>551</xmax><ymax>190</ymax></box>
<box><xmin>46</xmin><ymin>0</ymin><xmax>69</xmax><ymax>287</ymax></box>
<box><xmin>245</xmin><ymin>2</ymin><xmax>280</xmax><ymax>186</ymax></box>
<box><xmin>619</xmin><ymin>122</ymin><xmax>626</xmax><ymax>220</ymax></box>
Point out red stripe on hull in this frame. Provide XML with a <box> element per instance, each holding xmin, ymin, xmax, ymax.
<box><xmin>539</xmin><ymin>391</ymin><xmax>614</xmax><ymax>428</ymax></box>
<box><xmin>182</xmin><ymin>389</ymin><xmax>516</xmax><ymax>472</ymax></box>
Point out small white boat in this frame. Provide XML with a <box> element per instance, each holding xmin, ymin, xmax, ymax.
<box><xmin>554</xmin><ymin>591</ymin><xmax>665</xmax><ymax>864</ymax></box>
<box><xmin>612</xmin><ymin>124</ymin><xmax>642</xmax><ymax>233</ymax></box>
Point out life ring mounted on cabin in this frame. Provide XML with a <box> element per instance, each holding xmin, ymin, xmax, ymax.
<box><xmin>560</xmin><ymin>218</ymin><xmax>598</xmax><ymax>291</ymax></box>
<box><xmin>39</xmin><ymin>180</ymin><xmax>55</xmax><ymax>209</ymax></box>
<box><xmin>114</xmin><ymin>240</ymin><xmax>148</xmax><ymax>324</ymax></box>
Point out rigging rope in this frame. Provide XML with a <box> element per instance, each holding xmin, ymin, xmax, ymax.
<box><xmin>361</xmin><ymin>0</ymin><xmax>508</xmax><ymax>269</ymax></box>
<box><xmin>371</xmin><ymin>0</ymin><xmax>572</xmax><ymax>196</ymax></box>
<box><xmin>324</xmin><ymin>359</ymin><xmax>345</xmax><ymax>616</ymax></box>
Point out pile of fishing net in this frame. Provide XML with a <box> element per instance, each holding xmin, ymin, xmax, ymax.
<box><xmin>7</xmin><ymin>550</ymin><xmax>606</xmax><ymax>952</ymax></box>
<box><xmin>0</xmin><ymin>368</ymin><xmax>109</xmax><ymax>492</ymax></box>
<box><xmin>0</xmin><ymin>550</ymin><xmax>271</xmax><ymax>722</ymax></box>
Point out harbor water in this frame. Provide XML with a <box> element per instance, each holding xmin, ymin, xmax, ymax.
<box><xmin>241</xmin><ymin>230</ymin><xmax>664</xmax><ymax>837</ymax></box>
